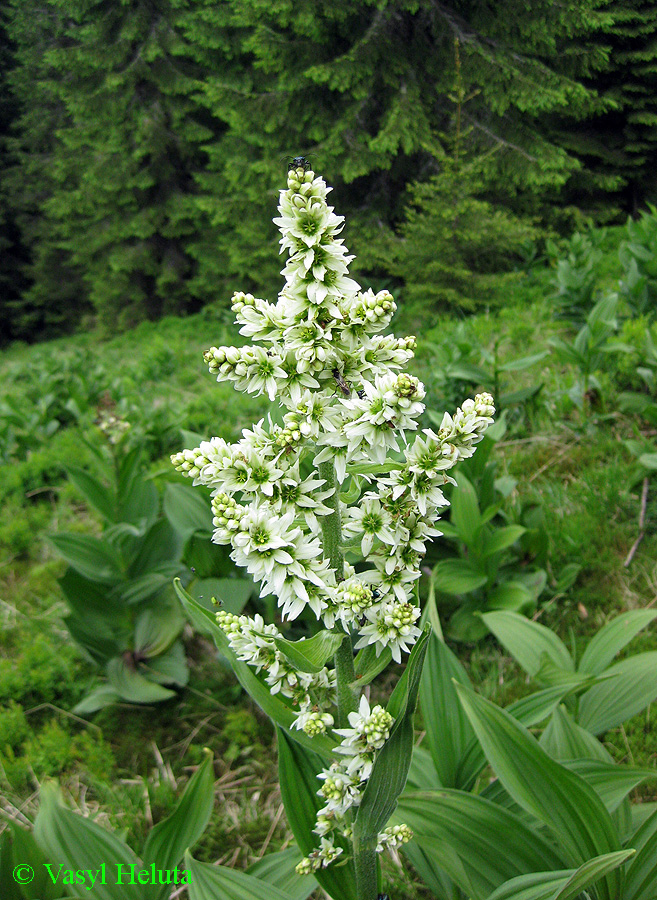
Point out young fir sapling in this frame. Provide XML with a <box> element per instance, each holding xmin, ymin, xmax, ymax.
<box><xmin>171</xmin><ymin>163</ymin><xmax>494</xmax><ymax>897</ymax></box>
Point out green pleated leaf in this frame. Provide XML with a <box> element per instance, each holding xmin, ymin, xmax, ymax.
<box><xmin>396</xmin><ymin>790</ymin><xmax>565</xmax><ymax>900</ymax></box>
<box><xmin>66</xmin><ymin>465</ymin><xmax>116</xmax><ymax>522</ymax></box>
<box><xmin>0</xmin><ymin>831</ymin><xmax>24</xmax><ymax>900</ymax></box>
<box><xmin>142</xmin><ymin>749</ymin><xmax>214</xmax><ymax>873</ymax></box>
<box><xmin>189</xmin><ymin>577</ymin><xmax>253</xmax><ymax>614</ymax></box>
<box><xmin>127</xmin><ymin>519</ymin><xmax>182</xmax><ymax>579</ymax></box>
<box><xmin>49</xmin><ymin>534</ymin><xmax>123</xmax><ymax>584</ymax></box>
<box><xmin>164</xmin><ymin>482</ymin><xmax>213</xmax><ymax>541</ymax></box>
<box><xmin>481</xmin><ymin>611</ymin><xmax>574</xmax><ymax>678</ymax></box>
<box><xmin>6</xmin><ymin>824</ymin><xmax>66</xmax><ymax>900</ymax></box>
<box><xmin>540</xmin><ymin>705</ymin><xmax>612</xmax><ymax>763</ymax></box>
<box><xmin>455</xmin><ymin>683</ymin><xmax>622</xmax><ymax>900</ymax></box>
<box><xmin>106</xmin><ymin>658</ymin><xmax>176</xmax><ymax>704</ymax></box>
<box><xmin>624</xmin><ymin>806</ymin><xmax>657</xmax><ymax>900</ymax></box>
<box><xmin>482</xmin><ymin>525</ymin><xmax>526</xmax><ymax>558</ymax></box>
<box><xmin>432</xmin><ymin>558</ymin><xmax>488</xmax><ymax>595</ymax></box>
<box><xmin>73</xmin><ymin>683</ymin><xmax>122</xmax><ymax>715</ymax></box>
<box><xmin>458</xmin><ymin>682</ymin><xmax>598</xmax><ymax>792</ymax></box>
<box><xmin>120</xmin><ymin>571</ymin><xmax>177</xmax><ymax>605</ymax></box>
<box><xmin>184</xmin><ymin>853</ymin><xmax>295</xmax><ymax>900</ymax></box>
<box><xmin>34</xmin><ymin>784</ymin><xmax>154</xmax><ymax>900</ymax></box>
<box><xmin>354</xmin><ymin>629</ymin><xmax>430</xmax><ymax>849</ymax></box>
<box><xmin>578</xmin><ymin>610</ymin><xmax>657</xmax><ymax>675</ymax></box>
<box><xmin>578</xmin><ymin>652</ymin><xmax>657</xmax><ymax>734</ymax></box>
<box><xmin>418</xmin><ymin>628</ymin><xmax>475</xmax><ymax>789</ymax></box>
<box><xmin>563</xmin><ymin>760</ymin><xmax>656</xmax><ymax>815</ymax></box>
<box><xmin>486</xmin><ymin>850</ymin><xmax>635</xmax><ymax>900</ymax></box>
<box><xmin>451</xmin><ymin>474</ymin><xmax>482</xmax><ymax>544</ymax></box>
<box><xmin>247</xmin><ymin>848</ymin><xmax>317</xmax><ymax>900</ymax></box>
<box><xmin>144</xmin><ymin>642</ymin><xmax>189</xmax><ymax>687</ymax></box>
<box><xmin>277</xmin><ymin>728</ymin><xmax>357</xmax><ymax>900</ymax></box>
<box><xmin>352</xmin><ymin>644</ymin><xmax>393</xmax><ymax>686</ymax></box>
<box><xmin>134</xmin><ymin>606</ymin><xmax>183</xmax><ymax>658</ymax></box>
<box><xmin>173</xmin><ymin>580</ymin><xmax>335</xmax><ymax>757</ymax></box>
<box><xmin>274</xmin><ymin>631</ymin><xmax>345</xmax><ymax>673</ymax></box>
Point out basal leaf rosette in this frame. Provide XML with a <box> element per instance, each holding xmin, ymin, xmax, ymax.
<box><xmin>171</xmin><ymin>164</ymin><xmax>495</xmax><ymax>881</ymax></box>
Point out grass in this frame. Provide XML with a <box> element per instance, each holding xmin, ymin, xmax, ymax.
<box><xmin>2</xmin><ymin>226</ymin><xmax>657</xmax><ymax>895</ymax></box>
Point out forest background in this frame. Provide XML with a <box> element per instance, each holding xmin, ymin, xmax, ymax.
<box><xmin>1</xmin><ymin>0</ymin><xmax>657</xmax><ymax>343</ymax></box>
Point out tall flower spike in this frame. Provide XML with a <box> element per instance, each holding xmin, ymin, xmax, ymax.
<box><xmin>171</xmin><ymin>164</ymin><xmax>495</xmax><ymax>890</ymax></box>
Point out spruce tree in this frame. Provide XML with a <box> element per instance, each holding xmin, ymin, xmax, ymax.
<box><xmin>8</xmin><ymin>0</ymin><xmax>219</xmax><ymax>333</ymax></box>
<box><xmin>563</xmin><ymin>1</ymin><xmax>657</xmax><ymax>215</ymax></box>
<box><xmin>2</xmin><ymin>1</ymin><xmax>86</xmax><ymax>341</ymax></box>
<box><xmin>188</xmin><ymin>0</ymin><xmax>606</xmax><ymax>298</ymax></box>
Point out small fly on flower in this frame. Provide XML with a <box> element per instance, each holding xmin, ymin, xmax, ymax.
<box><xmin>332</xmin><ymin>367</ymin><xmax>351</xmax><ymax>397</ymax></box>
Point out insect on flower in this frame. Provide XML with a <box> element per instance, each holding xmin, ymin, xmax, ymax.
<box><xmin>288</xmin><ymin>155</ymin><xmax>311</xmax><ymax>172</ymax></box>
<box><xmin>332</xmin><ymin>367</ymin><xmax>351</xmax><ymax>397</ymax></box>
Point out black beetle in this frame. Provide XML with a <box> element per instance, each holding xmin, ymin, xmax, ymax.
<box><xmin>288</xmin><ymin>156</ymin><xmax>311</xmax><ymax>171</ymax></box>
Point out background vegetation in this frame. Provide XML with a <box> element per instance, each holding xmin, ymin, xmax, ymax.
<box><xmin>2</xmin><ymin>0</ymin><xmax>657</xmax><ymax>342</ymax></box>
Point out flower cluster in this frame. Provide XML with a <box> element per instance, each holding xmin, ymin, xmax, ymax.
<box><xmin>296</xmin><ymin>696</ymin><xmax>413</xmax><ymax>873</ymax></box>
<box><xmin>172</xmin><ymin>162</ymin><xmax>495</xmax><ymax>875</ymax></box>
<box><xmin>216</xmin><ymin>611</ymin><xmax>336</xmax><ymax>734</ymax></box>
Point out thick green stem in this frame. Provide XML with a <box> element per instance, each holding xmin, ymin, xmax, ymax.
<box><xmin>319</xmin><ymin>460</ymin><xmax>374</xmax><ymax>896</ymax></box>
<box><xmin>317</xmin><ymin>460</ymin><xmax>358</xmax><ymax>727</ymax></box>
<box><xmin>354</xmin><ymin>840</ymin><xmax>378</xmax><ymax>900</ymax></box>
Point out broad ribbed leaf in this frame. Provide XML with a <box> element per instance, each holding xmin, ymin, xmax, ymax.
<box><xmin>277</xmin><ymin>729</ymin><xmax>357</xmax><ymax>900</ymax></box>
<box><xmin>6</xmin><ymin>824</ymin><xmax>65</xmax><ymax>900</ymax></box>
<box><xmin>164</xmin><ymin>482</ymin><xmax>213</xmax><ymax>540</ymax></box>
<box><xmin>73</xmin><ymin>683</ymin><xmax>121</xmax><ymax>714</ymax></box>
<box><xmin>142</xmin><ymin>750</ymin><xmax>214</xmax><ymax>874</ymax></box>
<box><xmin>127</xmin><ymin>519</ymin><xmax>182</xmax><ymax>579</ymax></box>
<box><xmin>120</xmin><ymin>572</ymin><xmax>176</xmax><ymax>605</ymax></box>
<box><xmin>174</xmin><ymin>580</ymin><xmax>335</xmax><ymax>757</ymax></box>
<box><xmin>564</xmin><ymin>760</ymin><xmax>656</xmax><ymax>815</ymax></box>
<box><xmin>247</xmin><ymin>848</ymin><xmax>317</xmax><ymax>900</ymax></box>
<box><xmin>624</xmin><ymin>807</ymin><xmax>657</xmax><ymax>900</ymax></box>
<box><xmin>397</xmin><ymin>791</ymin><xmax>565</xmax><ymax>900</ymax></box>
<box><xmin>578</xmin><ymin>652</ymin><xmax>657</xmax><ymax>734</ymax></box>
<box><xmin>540</xmin><ymin>705</ymin><xmax>612</xmax><ymax>763</ymax></box>
<box><xmin>274</xmin><ymin>631</ymin><xmax>345</xmax><ymax>673</ymax></box>
<box><xmin>451</xmin><ymin>474</ymin><xmax>482</xmax><ymax>544</ymax></box>
<box><xmin>34</xmin><ymin>784</ymin><xmax>153</xmax><ymax>900</ymax></box>
<box><xmin>482</xmin><ymin>526</ymin><xmax>526</xmax><ymax>558</ymax></box>
<box><xmin>418</xmin><ymin>629</ymin><xmax>475</xmax><ymax>788</ymax></box>
<box><xmin>184</xmin><ymin>853</ymin><xmax>295</xmax><ymax>900</ymax></box>
<box><xmin>455</xmin><ymin>683</ymin><xmax>622</xmax><ymax>900</ymax></box>
<box><xmin>66</xmin><ymin>465</ymin><xmax>116</xmax><ymax>522</ymax></box>
<box><xmin>353</xmin><ymin>644</ymin><xmax>393</xmax><ymax>686</ymax></box>
<box><xmin>354</xmin><ymin>629</ymin><xmax>429</xmax><ymax>847</ymax></box>
<box><xmin>482</xmin><ymin>611</ymin><xmax>574</xmax><ymax>678</ymax></box>
<box><xmin>134</xmin><ymin>606</ymin><xmax>183</xmax><ymax>657</ymax></box>
<box><xmin>578</xmin><ymin>610</ymin><xmax>657</xmax><ymax>675</ymax></box>
<box><xmin>106</xmin><ymin>658</ymin><xmax>175</xmax><ymax>704</ymax></box>
<box><xmin>49</xmin><ymin>534</ymin><xmax>123</xmax><ymax>584</ymax></box>
<box><xmin>0</xmin><ymin>831</ymin><xmax>23</xmax><ymax>900</ymax></box>
<box><xmin>458</xmin><ymin>683</ymin><xmax>598</xmax><ymax>791</ymax></box>
<box><xmin>432</xmin><ymin>558</ymin><xmax>487</xmax><ymax>594</ymax></box>
<box><xmin>189</xmin><ymin>577</ymin><xmax>252</xmax><ymax>614</ymax></box>
<box><xmin>486</xmin><ymin>851</ymin><xmax>635</xmax><ymax>900</ymax></box>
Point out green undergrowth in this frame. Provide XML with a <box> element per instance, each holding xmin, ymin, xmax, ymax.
<box><xmin>1</xmin><ymin>236</ymin><xmax>657</xmax><ymax>892</ymax></box>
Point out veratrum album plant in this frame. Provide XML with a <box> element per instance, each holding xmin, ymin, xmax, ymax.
<box><xmin>171</xmin><ymin>163</ymin><xmax>494</xmax><ymax>900</ymax></box>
